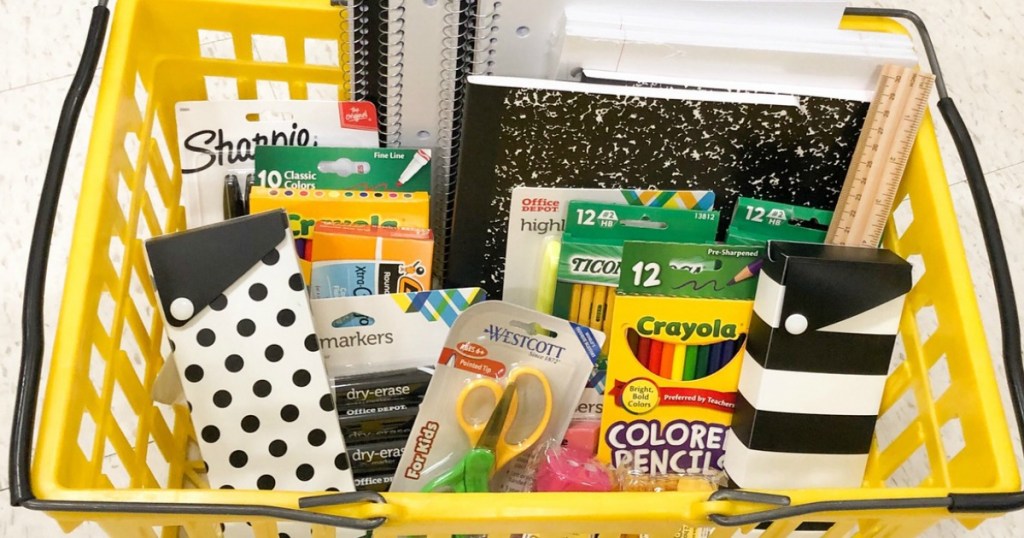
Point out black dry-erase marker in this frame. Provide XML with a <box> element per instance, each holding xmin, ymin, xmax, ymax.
<box><xmin>347</xmin><ymin>438</ymin><xmax>406</xmax><ymax>476</ymax></box>
<box><xmin>338</xmin><ymin>405</ymin><xmax>419</xmax><ymax>444</ymax></box>
<box><xmin>353</xmin><ymin>472</ymin><xmax>394</xmax><ymax>492</ymax></box>
<box><xmin>333</xmin><ymin>366</ymin><xmax>433</xmax><ymax>408</ymax></box>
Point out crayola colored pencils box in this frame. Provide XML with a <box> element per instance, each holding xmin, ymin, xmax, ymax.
<box><xmin>598</xmin><ymin>246</ymin><xmax>754</xmax><ymax>475</ymax></box>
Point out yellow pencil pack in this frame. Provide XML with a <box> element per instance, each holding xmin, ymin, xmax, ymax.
<box><xmin>598</xmin><ymin>242</ymin><xmax>756</xmax><ymax>476</ymax></box>
<box><xmin>249</xmin><ymin>187</ymin><xmax>430</xmax><ymax>281</ymax></box>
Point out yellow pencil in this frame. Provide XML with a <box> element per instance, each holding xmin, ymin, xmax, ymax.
<box><xmin>590</xmin><ymin>285</ymin><xmax>608</xmax><ymax>329</ymax></box>
<box><xmin>672</xmin><ymin>344</ymin><xmax>686</xmax><ymax>380</ymax></box>
<box><xmin>602</xmin><ymin>289</ymin><xmax>616</xmax><ymax>334</ymax></box>
<box><xmin>568</xmin><ymin>283</ymin><xmax>582</xmax><ymax>323</ymax></box>
<box><xmin>578</xmin><ymin>284</ymin><xmax>595</xmax><ymax>327</ymax></box>
<box><xmin>659</xmin><ymin>342</ymin><xmax>675</xmax><ymax>379</ymax></box>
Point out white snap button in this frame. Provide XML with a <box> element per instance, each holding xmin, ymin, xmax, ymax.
<box><xmin>785</xmin><ymin>314</ymin><xmax>808</xmax><ymax>335</ymax></box>
<box><xmin>170</xmin><ymin>297</ymin><xmax>195</xmax><ymax>321</ymax></box>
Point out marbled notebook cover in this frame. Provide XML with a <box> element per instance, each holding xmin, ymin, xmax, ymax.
<box><xmin>446</xmin><ymin>78</ymin><xmax>868</xmax><ymax>297</ymax></box>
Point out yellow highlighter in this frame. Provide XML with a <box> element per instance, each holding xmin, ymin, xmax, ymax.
<box><xmin>535</xmin><ymin>237</ymin><xmax>561</xmax><ymax>315</ymax></box>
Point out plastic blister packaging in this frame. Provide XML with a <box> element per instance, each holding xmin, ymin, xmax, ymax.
<box><xmin>391</xmin><ymin>301</ymin><xmax>605</xmax><ymax>492</ymax></box>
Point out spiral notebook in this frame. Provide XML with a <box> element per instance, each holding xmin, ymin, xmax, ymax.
<box><xmin>343</xmin><ymin>0</ymin><xmax>489</xmax><ymax>279</ymax></box>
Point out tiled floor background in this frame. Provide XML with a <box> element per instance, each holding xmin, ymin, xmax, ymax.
<box><xmin>1</xmin><ymin>0</ymin><xmax>1022</xmax><ymax>536</ymax></box>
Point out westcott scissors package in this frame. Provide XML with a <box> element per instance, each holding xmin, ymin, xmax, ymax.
<box><xmin>391</xmin><ymin>301</ymin><xmax>605</xmax><ymax>492</ymax></box>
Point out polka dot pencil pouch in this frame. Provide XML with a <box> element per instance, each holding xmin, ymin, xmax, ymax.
<box><xmin>145</xmin><ymin>209</ymin><xmax>355</xmax><ymax>497</ymax></box>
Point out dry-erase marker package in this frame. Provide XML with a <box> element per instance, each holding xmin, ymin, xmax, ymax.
<box><xmin>391</xmin><ymin>301</ymin><xmax>605</xmax><ymax>493</ymax></box>
<box><xmin>254</xmin><ymin>146</ymin><xmax>432</xmax><ymax>192</ymax></box>
<box><xmin>504</xmin><ymin>187</ymin><xmax>716</xmax><ymax>308</ymax></box>
<box><xmin>726</xmin><ymin>197</ymin><xmax>833</xmax><ymax>245</ymax></box>
<box><xmin>598</xmin><ymin>244</ymin><xmax>754</xmax><ymax>475</ymax></box>
<box><xmin>175</xmin><ymin>100</ymin><xmax>378</xmax><ymax>228</ymax></box>
<box><xmin>248</xmin><ymin>187</ymin><xmax>430</xmax><ymax>281</ymax></box>
<box><xmin>311</xmin><ymin>288</ymin><xmax>485</xmax><ymax>377</ymax></box>
<box><xmin>309</xmin><ymin>223</ymin><xmax>434</xmax><ymax>297</ymax></box>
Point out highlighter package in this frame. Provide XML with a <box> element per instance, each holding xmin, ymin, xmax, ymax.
<box><xmin>726</xmin><ymin>197</ymin><xmax>833</xmax><ymax>246</ymax></box>
<box><xmin>249</xmin><ymin>187</ymin><xmax>430</xmax><ymax>281</ymax></box>
<box><xmin>309</xmin><ymin>223</ymin><xmax>434</xmax><ymax>298</ymax></box>
<box><xmin>552</xmin><ymin>201</ymin><xmax>719</xmax><ymax>420</ymax></box>
<box><xmin>504</xmin><ymin>187</ymin><xmax>716</xmax><ymax>308</ymax></box>
<box><xmin>391</xmin><ymin>302</ymin><xmax>605</xmax><ymax>493</ymax></box>
<box><xmin>597</xmin><ymin>244</ymin><xmax>754</xmax><ymax>475</ymax></box>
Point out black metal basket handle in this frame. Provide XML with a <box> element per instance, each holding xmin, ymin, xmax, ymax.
<box><xmin>8</xmin><ymin>0</ymin><xmax>1022</xmax><ymax>530</ymax></box>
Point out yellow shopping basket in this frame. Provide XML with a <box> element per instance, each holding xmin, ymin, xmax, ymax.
<box><xmin>10</xmin><ymin>0</ymin><xmax>1024</xmax><ymax>536</ymax></box>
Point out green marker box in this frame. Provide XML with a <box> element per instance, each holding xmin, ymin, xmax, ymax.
<box><xmin>254</xmin><ymin>146</ymin><xmax>432</xmax><ymax>192</ymax></box>
<box><xmin>618</xmin><ymin>242</ymin><xmax>766</xmax><ymax>300</ymax></box>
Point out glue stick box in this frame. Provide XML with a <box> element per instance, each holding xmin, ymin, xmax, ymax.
<box><xmin>597</xmin><ymin>242</ymin><xmax>756</xmax><ymax>475</ymax></box>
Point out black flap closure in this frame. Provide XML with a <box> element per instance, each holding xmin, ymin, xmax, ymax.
<box><xmin>146</xmin><ymin>210</ymin><xmax>289</xmax><ymax>327</ymax></box>
<box><xmin>765</xmin><ymin>241</ymin><xmax>913</xmax><ymax>332</ymax></box>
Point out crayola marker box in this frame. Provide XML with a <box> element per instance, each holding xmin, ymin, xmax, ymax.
<box><xmin>249</xmin><ymin>187</ymin><xmax>429</xmax><ymax>281</ymax></box>
<box><xmin>598</xmin><ymin>242</ymin><xmax>754</xmax><ymax>475</ymax></box>
<box><xmin>310</xmin><ymin>223</ymin><xmax>434</xmax><ymax>297</ymax></box>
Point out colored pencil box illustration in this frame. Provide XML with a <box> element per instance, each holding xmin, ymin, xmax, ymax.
<box><xmin>144</xmin><ymin>209</ymin><xmax>355</xmax><ymax>496</ymax></box>
<box><xmin>723</xmin><ymin>241</ymin><xmax>912</xmax><ymax>489</ymax></box>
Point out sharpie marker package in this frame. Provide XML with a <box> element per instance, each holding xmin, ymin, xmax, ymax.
<box><xmin>391</xmin><ymin>302</ymin><xmax>604</xmax><ymax>492</ymax></box>
<box><xmin>175</xmin><ymin>100</ymin><xmax>378</xmax><ymax>228</ymax></box>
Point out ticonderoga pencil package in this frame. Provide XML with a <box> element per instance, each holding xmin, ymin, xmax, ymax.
<box><xmin>552</xmin><ymin>201</ymin><xmax>719</xmax><ymax>419</ymax></box>
<box><xmin>726</xmin><ymin>197</ymin><xmax>832</xmax><ymax>246</ymax></box>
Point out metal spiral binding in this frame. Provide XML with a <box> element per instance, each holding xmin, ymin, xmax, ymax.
<box><xmin>379</xmin><ymin>0</ymin><xmax>406</xmax><ymax>147</ymax></box>
<box><xmin>350</xmin><ymin>0</ymin><xmax>372</xmax><ymax>102</ymax></box>
<box><xmin>469</xmin><ymin>1</ymin><xmax>500</xmax><ymax>76</ymax></box>
<box><xmin>436</xmin><ymin>0</ymin><xmax>496</xmax><ymax>279</ymax></box>
<box><xmin>331</xmin><ymin>0</ymin><xmax>367</xmax><ymax>101</ymax></box>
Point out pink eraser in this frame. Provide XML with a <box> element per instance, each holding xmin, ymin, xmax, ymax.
<box><xmin>535</xmin><ymin>446</ymin><xmax>614</xmax><ymax>492</ymax></box>
<box><xmin>563</xmin><ymin>419</ymin><xmax>600</xmax><ymax>455</ymax></box>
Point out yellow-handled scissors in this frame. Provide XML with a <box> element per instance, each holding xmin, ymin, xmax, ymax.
<box><xmin>422</xmin><ymin>367</ymin><xmax>553</xmax><ymax>493</ymax></box>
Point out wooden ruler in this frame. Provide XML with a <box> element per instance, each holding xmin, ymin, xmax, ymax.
<box><xmin>826</xmin><ymin>65</ymin><xmax>936</xmax><ymax>247</ymax></box>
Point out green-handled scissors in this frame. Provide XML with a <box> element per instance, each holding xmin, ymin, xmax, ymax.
<box><xmin>422</xmin><ymin>367</ymin><xmax>553</xmax><ymax>493</ymax></box>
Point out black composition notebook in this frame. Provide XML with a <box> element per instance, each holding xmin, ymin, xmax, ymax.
<box><xmin>444</xmin><ymin>76</ymin><xmax>869</xmax><ymax>296</ymax></box>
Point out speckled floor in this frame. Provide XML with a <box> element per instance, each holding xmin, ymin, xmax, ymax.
<box><xmin>1</xmin><ymin>0</ymin><xmax>1022</xmax><ymax>536</ymax></box>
